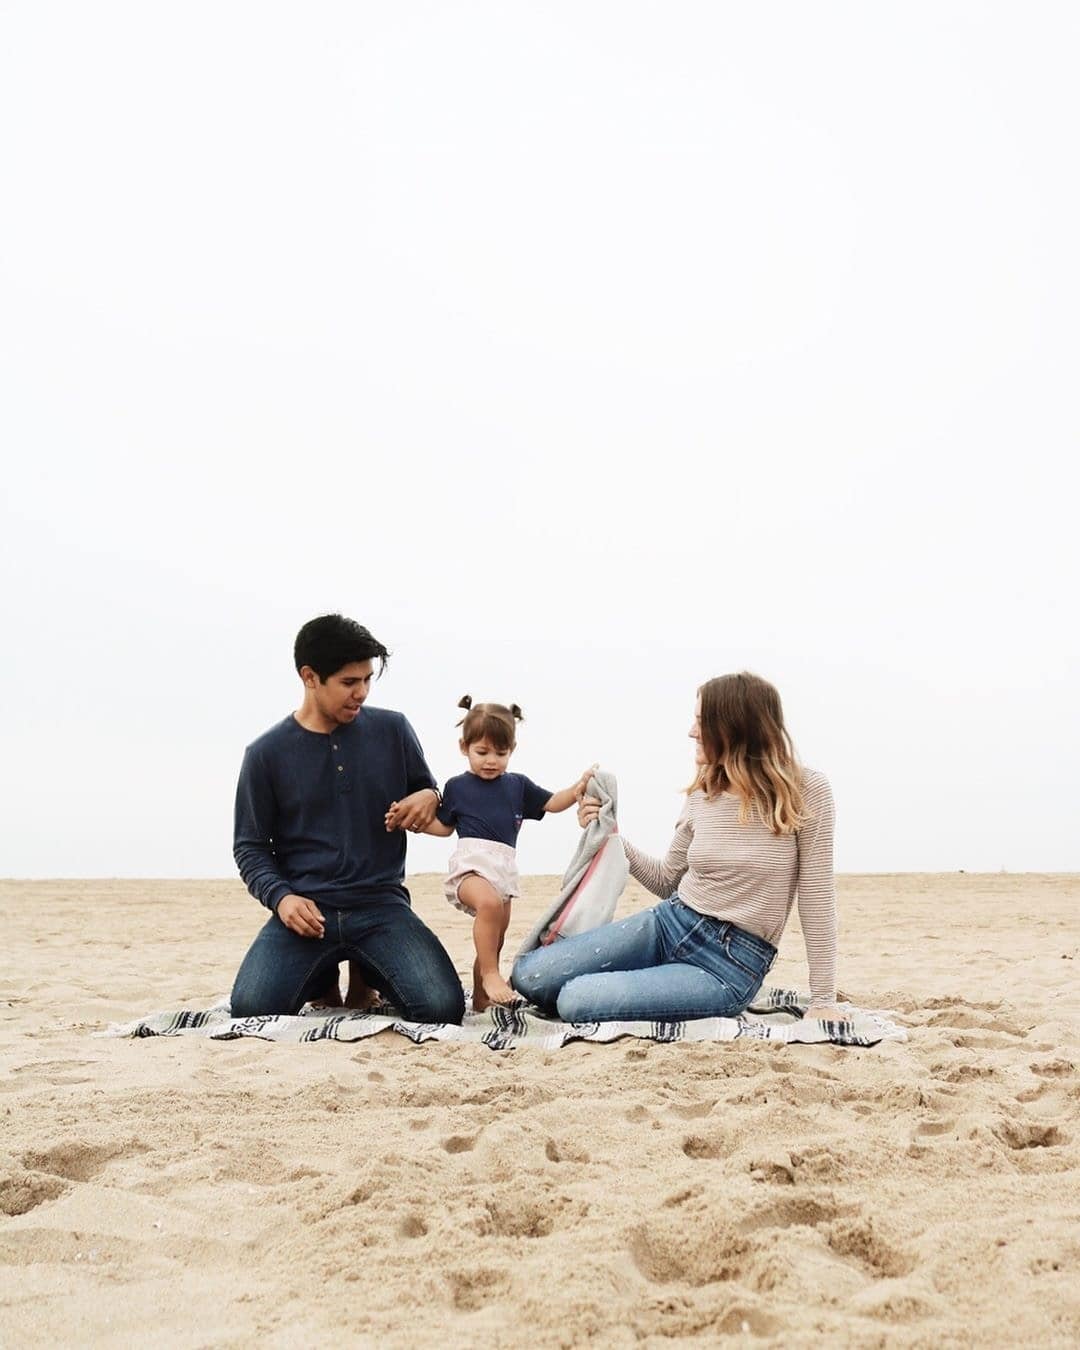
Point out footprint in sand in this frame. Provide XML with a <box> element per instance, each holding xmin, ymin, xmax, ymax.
<box><xmin>914</xmin><ymin>1117</ymin><xmax>955</xmax><ymax>1137</ymax></box>
<box><xmin>629</xmin><ymin>1217</ymin><xmax>750</xmax><ymax>1286</ymax></box>
<box><xmin>747</xmin><ymin>1156</ymin><xmax>795</xmax><ymax>1185</ymax></box>
<box><xmin>20</xmin><ymin>1140</ymin><xmax>144</xmax><ymax>1184</ymax></box>
<box><xmin>662</xmin><ymin>1186</ymin><xmax>702</xmax><ymax>1208</ymax></box>
<box><xmin>823</xmin><ymin>1215</ymin><xmax>915</xmax><ymax>1279</ymax></box>
<box><xmin>994</xmin><ymin>1119</ymin><xmax>1065</xmax><ymax>1150</ymax></box>
<box><xmin>445</xmin><ymin>1265</ymin><xmax>512</xmax><ymax>1311</ymax></box>
<box><xmin>0</xmin><ymin>1170</ymin><xmax>69</xmax><ymax>1216</ymax></box>
<box><xmin>477</xmin><ymin>1195</ymin><xmax>558</xmax><ymax>1239</ymax></box>
<box><xmin>441</xmin><ymin>1134</ymin><xmax>476</xmax><ymax>1154</ymax></box>
<box><xmin>681</xmin><ymin>1131</ymin><xmax>730</xmax><ymax>1160</ymax></box>
<box><xmin>926</xmin><ymin>1009</ymin><xmax>1027</xmax><ymax>1036</ymax></box>
<box><xmin>739</xmin><ymin>1193</ymin><xmax>840</xmax><ymax>1234</ymax></box>
<box><xmin>938</xmin><ymin>1063</ymin><xmax>999</xmax><ymax>1083</ymax></box>
<box><xmin>397</xmin><ymin>1212</ymin><xmax>428</xmax><ymax>1238</ymax></box>
<box><xmin>11</xmin><ymin>1059</ymin><xmax>96</xmax><ymax>1086</ymax></box>
<box><xmin>715</xmin><ymin>1306</ymin><xmax>779</xmax><ymax>1337</ymax></box>
<box><xmin>545</xmin><ymin>1138</ymin><xmax>590</xmax><ymax>1164</ymax></box>
<box><xmin>668</xmin><ymin>1100</ymin><xmax>715</xmax><ymax>1120</ymax></box>
<box><xmin>1030</xmin><ymin>1058</ymin><xmax>1074</xmax><ymax>1078</ymax></box>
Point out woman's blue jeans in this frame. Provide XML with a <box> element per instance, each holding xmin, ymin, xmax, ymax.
<box><xmin>230</xmin><ymin>894</ymin><xmax>465</xmax><ymax>1023</ymax></box>
<box><xmin>510</xmin><ymin>895</ymin><xmax>776</xmax><ymax>1023</ymax></box>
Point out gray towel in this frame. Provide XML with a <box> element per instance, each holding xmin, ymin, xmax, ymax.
<box><xmin>515</xmin><ymin>769</ymin><xmax>629</xmax><ymax>958</ymax></box>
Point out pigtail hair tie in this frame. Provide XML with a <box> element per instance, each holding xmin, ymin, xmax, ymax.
<box><xmin>458</xmin><ymin>694</ymin><xmax>473</xmax><ymax>711</ymax></box>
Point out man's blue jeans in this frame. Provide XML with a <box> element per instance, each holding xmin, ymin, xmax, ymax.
<box><xmin>510</xmin><ymin>894</ymin><xmax>775</xmax><ymax>1023</ymax></box>
<box><xmin>231</xmin><ymin>894</ymin><xmax>465</xmax><ymax>1023</ymax></box>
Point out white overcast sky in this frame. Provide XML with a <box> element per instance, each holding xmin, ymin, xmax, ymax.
<box><xmin>1</xmin><ymin>2</ymin><xmax>1077</xmax><ymax>879</ymax></box>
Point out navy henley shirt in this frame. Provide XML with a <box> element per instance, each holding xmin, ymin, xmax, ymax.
<box><xmin>233</xmin><ymin>708</ymin><xmax>437</xmax><ymax>910</ymax></box>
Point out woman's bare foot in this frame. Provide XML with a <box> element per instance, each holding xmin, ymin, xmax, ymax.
<box><xmin>473</xmin><ymin>970</ymin><xmax>517</xmax><ymax>1012</ymax></box>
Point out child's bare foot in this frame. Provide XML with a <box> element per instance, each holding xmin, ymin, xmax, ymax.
<box><xmin>473</xmin><ymin>970</ymin><xmax>517</xmax><ymax>1012</ymax></box>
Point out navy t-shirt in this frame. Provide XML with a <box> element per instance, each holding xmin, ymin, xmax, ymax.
<box><xmin>233</xmin><ymin>708</ymin><xmax>437</xmax><ymax>910</ymax></box>
<box><xmin>436</xmin><ymin>771</ymin><xmax>552</xmax><ymax>846</ymax></box>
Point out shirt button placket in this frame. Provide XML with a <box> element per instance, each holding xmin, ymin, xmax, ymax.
<box><xmin>332</xmin><ymin>738</ymin><xmax>350</xmax><ymax>792</ymax></box>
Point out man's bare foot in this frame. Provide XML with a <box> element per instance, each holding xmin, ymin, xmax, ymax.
<box><xmin>311</xmin><ymin>977</ymin><xmax>343</xmax><ymax>1009</ymax></box>
<box><xmin>473</xmin><ymin>970</ymin><xmax>517</xmax><ymax>1012</ymax></box>
<box><xmin>343</xmin><ymin>981</ymin><xmax>382</xmax><ymax>1011</ymax></box>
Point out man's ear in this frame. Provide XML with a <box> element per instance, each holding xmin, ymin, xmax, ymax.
<box><xmin>299</xmin><ymin>664</ymin><xmax>321</xmax><ymax>689</ymax></box>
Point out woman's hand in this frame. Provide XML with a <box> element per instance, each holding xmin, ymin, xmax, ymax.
<box><xmin>577</xmin><ymin>795</ymin><xmax>602</xmax><ymax>828</ymax></box>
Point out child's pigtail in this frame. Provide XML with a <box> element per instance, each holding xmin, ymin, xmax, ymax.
<box><xmin>458</xmin><ymin>694</ymin><xmax>473</xmax><ymax>711</ymax></box>
<box><xmin>510</xmin><ymin>703</ymin><xmax>524</xmax><ymax>722</ymax></box>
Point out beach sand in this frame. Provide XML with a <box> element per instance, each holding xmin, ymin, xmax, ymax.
<box><xmin>1</xmin><ymin>873</ymin><xmax>1077</xmax><ymax>1348</ymax></box>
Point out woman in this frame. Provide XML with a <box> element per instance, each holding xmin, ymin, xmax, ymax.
<box><xmin>511</xmin><ymin>673</ymin><xmax>846</xmax><ymax>1024</ymax></box>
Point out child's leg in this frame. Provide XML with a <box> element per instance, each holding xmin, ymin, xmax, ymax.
<box><xmin>457</xmin><ymin>875</ymin><xmax>516</xmax><ymax>1010</ymax></box>
<box><xmin>470</xmin><ymin>902</ymin><xmax>513</xmax><ymax>1012</ymax></box>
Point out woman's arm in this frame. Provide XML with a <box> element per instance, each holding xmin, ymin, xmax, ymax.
<box><xmin>794</xmin><ymin>772</ymin><xmax>844</xmax><ymax>1018</ymax></box>
<box><xmin>622</xmin><ymin>805</ymin><xmax>692</xmax><ymax>899</ymax></box>
<box><xmin>577</xmin><ymin>793</ymin><xmax>691</xmax><ymax>899</ymax></box>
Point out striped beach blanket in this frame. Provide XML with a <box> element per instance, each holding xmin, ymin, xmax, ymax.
<box><xmin>101</xmin><ymin>987</ymin><xmax>905</xmax><ymax>1051</ymax></box>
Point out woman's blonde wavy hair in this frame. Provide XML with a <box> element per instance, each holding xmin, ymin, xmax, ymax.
<box><xmin>689</xmin><ymin>673</ymin><xmax>808</xmax><ymax>835</ymax></box>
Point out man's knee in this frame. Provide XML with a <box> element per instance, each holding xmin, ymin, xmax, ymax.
<box><xmin>405</xmin><ymin>978</ymin><xmax>465</xmax><ymax>1025</ymax></box>
<box><xmin>230</xmin><ymin>978</ymin><xmax>268</xmax><ymax>1018</ymax></box>
<box><xmin>230</xmin><ymin>971</ymin><xmax>292</xmax><ymax>1018</ymax></box>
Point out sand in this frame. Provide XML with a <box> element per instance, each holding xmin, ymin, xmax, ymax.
<box><xmin>1</xmin><ymin>873</ymin><xmax>1077</xmax><ymax>1348</ymax></box>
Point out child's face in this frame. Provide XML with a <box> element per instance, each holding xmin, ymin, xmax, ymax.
<box><xmin>462</xmin><ymin>737</ymin><xmax>513</xmax><ymax>780</ymax></box>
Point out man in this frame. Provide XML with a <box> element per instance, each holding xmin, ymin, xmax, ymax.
<box><xmin>230</xmin><ymin>614</ymin><xmax>465</xmax><ymax>1023</ymax></box>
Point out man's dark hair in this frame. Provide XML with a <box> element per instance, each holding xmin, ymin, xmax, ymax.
<box><xmin>293</xmin><ymin>615</ymin><xmax>390</xmax><ymax>680</ymax></box>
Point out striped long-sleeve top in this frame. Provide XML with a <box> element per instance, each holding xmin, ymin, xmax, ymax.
<box><xmin>621</xmin><ymin>768</ymin><xmax>837</xmax><ymax>1006</ymax></box>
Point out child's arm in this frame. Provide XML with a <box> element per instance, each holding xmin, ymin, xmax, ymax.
<box><xmin>419</xmin><ymin>818</ymin><xmax>455</xmax><ymax>837</ymax></box>
<box><xmin>543</xmin><ymin>764</ymin><xmax>598</xmax><ymax>815</ymax></box>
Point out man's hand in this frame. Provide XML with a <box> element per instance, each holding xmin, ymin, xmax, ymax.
<box><xmin>384</xmin><ymin>787</ymin><xmax>439</xmax><ymax>833</ymax></box>
<box><xmin>276</xmin><ymin>894</ymin><xmax>325</xmax><ymax>938</ymax></box>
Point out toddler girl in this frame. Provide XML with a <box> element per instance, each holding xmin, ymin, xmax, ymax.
<box><xmin>423</xmin><ymin>696</ymin><xmax>593</xmax><ymax>1010</ymax></box>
